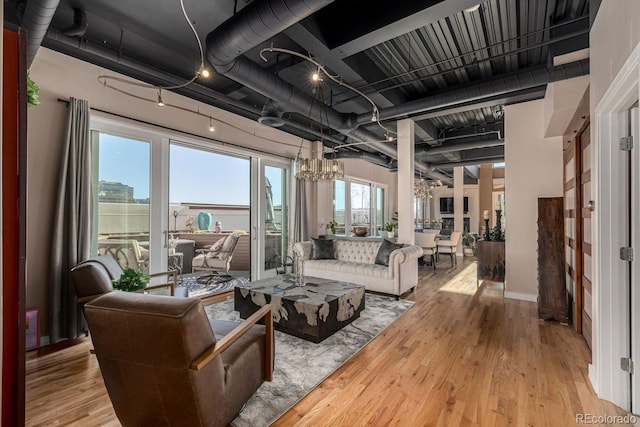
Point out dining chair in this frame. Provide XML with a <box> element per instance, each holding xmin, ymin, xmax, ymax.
<box><xmin>437</xmin><ymin>231</ymin><xmax>462</xmax><ymax>267</ymax></box>
<box><xmin>414</xmin><ymin>232</ymin><xmax>437</xmax><ymax>270</ymax></box>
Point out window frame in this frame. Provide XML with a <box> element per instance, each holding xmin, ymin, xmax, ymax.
<box><xmin>333</xmin><ymin>175</ymin><xmax>388</xmax><ymax>236</ymax></box>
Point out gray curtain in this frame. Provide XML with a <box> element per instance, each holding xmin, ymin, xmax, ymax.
<box><xmin>49</xmin><ymin>98</ymin><xmax>92</xmax><ymax>343</ymax></box>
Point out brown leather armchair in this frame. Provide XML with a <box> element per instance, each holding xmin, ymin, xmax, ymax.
<box><xmin>84</xmin><ymin>291</ymin><xmax>274</xmax><ymax>427</ymax></box>
<box><xmin>70</xmin><ymin>255</ymin><xmax>177</xmax><ymax>308</ymax></box>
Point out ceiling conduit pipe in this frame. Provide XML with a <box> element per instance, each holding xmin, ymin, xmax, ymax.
<box><xmin>417</xmin><ymin>137</ymin><xmax>503</xmax><ymax>157</ymax></box>
<box><xmin>20</xmin><ymin>0</ymin><xmax>61</xmax><ymax>69</ymax></box>
<box><xmin>427</xmin><ymin>156</ymin><xmax>505</xmax><ymax>169</ymax></box>
<box><xmin>354</xmin><ymin>59</ymin><xmax>590</xmax><ymax>126</ymax></box>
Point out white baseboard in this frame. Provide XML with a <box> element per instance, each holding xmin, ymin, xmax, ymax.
<box><xmin>588</xmin><ymin>363</ymin><xmax>599</xmax><ymax>395</ymax></box>
<box><xmin>504</xmin><ymin>291</ymin><xmax>537</xmax><ymax>302</ymax></box>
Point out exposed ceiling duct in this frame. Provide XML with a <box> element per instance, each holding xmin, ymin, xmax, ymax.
<box><xmin>257</xmin><ymin>99</ymin><xmax>285</xmax><ymax>128</ymax></box>
<box><xmin>354</xmin><ymin>60</ymin><xmax>590</xmax><ymax>125</ymax></box>
<box><xmin>61</xmin><ymin>8</ymin><xmax>88</xmax><ymax>37</ymax></box>
<box><xmin>329</xmin><ymin>151</ymin><xmax>397</xmax><ymax>169</ymax></box>
<box><xmin>204</xmin><ymin>0</ymin><xmax>396</xmax><ymax>157</ymax></box>
<box><xmin>19</xmin><ymin>0</ymin><xmax>61</xmax><ymax>68</ymax></box>
<box><xmin>417</xmin><ymin>136</ymin><xmax>503</xmax><ymax>157</ymax></box>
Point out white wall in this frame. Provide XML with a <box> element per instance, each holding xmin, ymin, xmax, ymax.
<box><xmin>504</xmin><ymin>99</ymin><xmax>563</xmax><ymax>300</ymax></box>
<box><xmin>590</xmin><ymin>0</ymin><xmax>640</xmax><ymax>110</ymax></box>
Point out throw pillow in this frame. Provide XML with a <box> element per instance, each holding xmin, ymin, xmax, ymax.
<box><xmin>208</xmin><ymin>236</ymin><xmax>226</xmax><ymax>256</ymax></box>
<box><xmin>311</xmin><ymin>238</ymin><xmax>335</xmax><ymax>260</ymax></box>
<box><xmin>375</xmin><ymin>239</ymin><xmax>404</xmax><ymax>266</ymax></box>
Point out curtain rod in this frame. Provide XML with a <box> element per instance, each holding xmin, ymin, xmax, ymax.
<box><xmin>56</xmin><ymin>98</ymin><xmax>296</xmax><ymax>160</ymax></box>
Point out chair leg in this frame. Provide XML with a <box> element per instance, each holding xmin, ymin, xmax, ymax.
<box><xmin>450</xmin><ymin>252</ymin><xmax>454</xmax><ymax>267</ymax></box>
<box><xmin>431</xmin><ymin>254</ymin><xmax>436</xmax><ymax>270</ymax></box>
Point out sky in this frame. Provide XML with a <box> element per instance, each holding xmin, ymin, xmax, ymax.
<box><xmin>98</xmin><ymin>133</ymin><xmax>284</xmax><ymax>205</ymax></box>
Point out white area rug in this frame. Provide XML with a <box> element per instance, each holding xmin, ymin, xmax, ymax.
<box><xmin>204</xmin><ymin>293</ymin><xmax>414</xmax><ymax>427</ymax></box>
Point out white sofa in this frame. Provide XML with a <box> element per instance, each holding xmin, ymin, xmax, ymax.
<box><xmin>293</xmin><ymin>239</ymin><xmax>423</xmax><ymax>299</ymax></box>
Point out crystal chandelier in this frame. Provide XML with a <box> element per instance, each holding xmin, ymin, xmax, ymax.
<box><xmin>414</xmin><ymin>178</ymin><xmax>443</xmax><ymax>199</ymax></box>
<box><xmin>293</xmin><ymin>73</ymin><xmax>345</xmax><ymax>181</ymax></box>
<box><xmin>295</xmin><ymin>157</ymin><xmax>344</xmax><ymax>181</ymax></box>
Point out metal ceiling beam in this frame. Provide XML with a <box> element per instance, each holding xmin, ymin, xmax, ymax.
<box><xmin>334</xmin><ymin>0</ymin><xmax>482</xmax><ymax>57</ymax></box>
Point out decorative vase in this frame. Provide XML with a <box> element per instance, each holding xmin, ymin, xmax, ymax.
<box><xmin>198</xmin><ymin>212</ymin><xmax>211</xmax><ymax>230</ymax></box>
<box><xmin>214</xmin><ymin>221</ymin><xmax>222</xmax><ymax>233</ymax></box>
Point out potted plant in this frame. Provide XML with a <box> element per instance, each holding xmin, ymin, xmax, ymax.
<box><xmin>323</xmin><ymin>220</ymin><xmax>339</xmax><ymax>235</ymax></box>
<box><xmin>384</xmin><ymin>222</ymin><xmax>397</xmax><ymax>238</ymax></box>
<box><xmin>462</xmin><ymin>232</ymin><xmax>478</xmax><ymax>256</ymax></box>
<box><xmin>112</xmin><ymin>268</ymin><xmax>150</xmax><ymax>292</ymax></box>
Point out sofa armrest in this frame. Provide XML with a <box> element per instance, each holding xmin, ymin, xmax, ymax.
<box><xmin>389</xmin><ymin>245</ymin><xmax>423</xmax><ymax>265</ymax></box>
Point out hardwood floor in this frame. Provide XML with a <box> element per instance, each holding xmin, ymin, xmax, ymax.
<box><xmin>26</xmin><ymin>258</ymin><xmax>631</xmax><ymax>426</ymax></box>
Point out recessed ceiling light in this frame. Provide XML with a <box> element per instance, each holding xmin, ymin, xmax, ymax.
<box><xmin>464</xmin><ymin>4</ymin><xmax>480</xmax><ymax>12</ymax></box>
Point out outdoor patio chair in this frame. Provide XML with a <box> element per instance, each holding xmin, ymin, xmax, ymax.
<box><xmin>97</xmin><ymin>239</ymin><xmax>149</xmax><ymax>271</ymax></box>
<box><xmin>192</xmin><ymin>233</ymin><xmax>240</xmax><ymax>274</ymax></box>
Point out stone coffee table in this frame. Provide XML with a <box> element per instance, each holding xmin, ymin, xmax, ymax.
<box><xmin>234</xmin><ymin>275</ymin><xmax>365</xmax><ymax>343</ymax></box>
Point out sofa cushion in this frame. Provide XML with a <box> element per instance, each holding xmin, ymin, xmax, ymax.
<box><xmin>305</xmin><ymin>260</ymin><xmax>390</xmax><ymax>279</ymax></box>
<box><xmin>375</xmin><ymin>239</ymin><xmax>404</xmax><ymax>266</ymax></box>
<box><xmin>311</xmin><ymin>238</ymin><xmax>334</xmax><ymax>260</ymax></box>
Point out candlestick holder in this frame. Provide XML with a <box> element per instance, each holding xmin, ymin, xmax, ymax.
<box><xmin>495</xmin><ymin>209</ymin><xmax>503</xmax><ymax>240</ymax></box>
<box><xmin>483</xmin><ymin>218</ymin><xmax>490</xmax><ymax>240</ymax></box>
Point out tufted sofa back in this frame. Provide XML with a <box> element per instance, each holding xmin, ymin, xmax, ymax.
<box><xmin>333</xmin><ymin>240</ymin><xmax>382</xmax><ymax>264</ymax></box>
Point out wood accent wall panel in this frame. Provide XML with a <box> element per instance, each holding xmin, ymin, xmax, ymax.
<box><xmin>538</xmin><ymin>197</ymin><xmax>568</xmax><ymax>323</ymax></box>
<box><xmin>2</xmin><ymin>28</ymin><xmax>27</xmax><ymax>426</ymax></box>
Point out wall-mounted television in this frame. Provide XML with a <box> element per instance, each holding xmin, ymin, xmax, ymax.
<box><xmin>439</xmin><ymin>197</ymin><xmax>469</xmax><ymax>214</ymax></box>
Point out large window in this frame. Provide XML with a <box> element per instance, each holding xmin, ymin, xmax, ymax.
<box><xmin>333</xmin><ymin>178</ymin><xmax>387</xmax><ymax>236</ymax></box>
<box><xmin>91</xmin><ymin>131</ymin><xmax>151</xmax><ymax>272</ymax></box>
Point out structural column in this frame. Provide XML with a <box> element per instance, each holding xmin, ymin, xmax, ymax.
<box><xmin>397</xmin><ymin>119</ymin><xmax>415</xmax><ymax>244</ymax></box>
<box><xmin>453</xmin><ymin>166</ymin><xmax>464</xmax><ymax>255</ymax></box>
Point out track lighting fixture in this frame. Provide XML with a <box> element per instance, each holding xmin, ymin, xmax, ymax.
<box><xmin>208</xmin><ymin>116</ymin><xmax>215</xmax><ymax>132</ymax></box>
<box><xmin>157</xmin><ymin>89</ymin><xmax>165</xmax><ymax>107</ymax></box>
<box><xmin>200</xmin><ymin>68</ymin><xmax>210</xmax><ymax>78</ymax></box>
<box><xmin>260</xmin><ymin>46</ymin><xmax>397</xmax><ymax>140</ymax></box>
<box><xmin>387</xmin><ymin>134</ymin><xmax>394</xmax><ymax>142</ymax></box>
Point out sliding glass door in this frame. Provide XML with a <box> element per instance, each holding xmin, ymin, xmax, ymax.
<box><xmin>91</xmin><ymin>118</ymin><xmax>290</xmax><ymax>281</ymax></box>
<box><xmin>253</xmin><ymin>160</ymin><xmax>290</xmax><ymax>279</ymax></box>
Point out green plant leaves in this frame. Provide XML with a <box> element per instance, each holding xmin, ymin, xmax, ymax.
<box><xmin>112</xmin><ymin>268</ymin><xmax>150</xmax><ymax>292</ymax></box>
<box><xmin>27</xmin><ymin>76</ymin><xmax>40</xmax><ymax>107</ymax></box>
